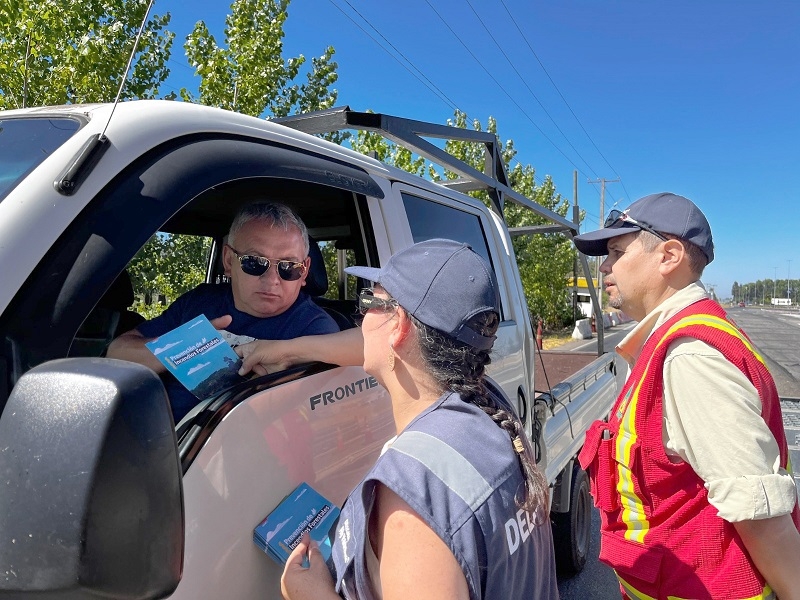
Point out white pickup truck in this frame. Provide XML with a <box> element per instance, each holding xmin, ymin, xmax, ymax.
<box><xmin>0</xmin><ymin>101</ymin><xmax>621</xmax><ymax>599</ymax></box>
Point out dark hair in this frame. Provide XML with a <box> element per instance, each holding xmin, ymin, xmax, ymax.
<box><xmin>408</xmin><ymin>311</ymin><xmax>548</xmax><ymax>513</ymax></box>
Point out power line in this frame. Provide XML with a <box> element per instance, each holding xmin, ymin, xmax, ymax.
<box><xmin>421</xmin><ymin>0</ymin><xmax>595</xmax><ymax>183</ymax></box>
<box><xmin>497</xmin><ymin>0</ymin><xmax>631</xmax><ymax>203</ymax></box>
<box><xmin>329</xmin><ymin>0</ymin><xmax>462</xmax><ymax>114</ymax></box>
<box><xmin>463</xmin><ymin>0</ymin><xmax>601</xmax><ymax>181</ymax></box>
<box><xmin>329</xmin><ymin>0</ymin><xmax>547</xmax><ymax>188</ymax></box>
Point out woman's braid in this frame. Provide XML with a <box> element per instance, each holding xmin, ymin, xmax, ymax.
<box><xmin>409</xmin><ymin>311</ymin><xmax>548</xmax><ymax>513</ymax></box>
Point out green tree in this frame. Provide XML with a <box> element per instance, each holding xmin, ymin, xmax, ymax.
<box><xmin>127</xmin><ymin>233</ymin><xmax>212</xmax><ymax>319</ymax></box>
<box><xmin>181</xmin><ymin>0</ymin><xmax>338</xmax><ymax>119</ymax></box>
<box><xmin>0</xmin><ymin>0</ymin><xmax>174</xmax><ymax>109</ymax></box>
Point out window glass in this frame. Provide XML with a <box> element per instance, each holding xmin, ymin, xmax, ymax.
<box><xmin>402</xmin><ymin>192</ymin><xmax>493</xmax><ymax>267</ymax></box>
<box><xmin>401</xmin><ymin>192</ymin><xmax>503</xmax><ymax>316</ymax></box>
<box><xmin>127</xmin><ymin>233</ymin><xmax>213</xmax><ymax>319</ymax></box>
<box><xmin>0</xmin><ymin>117</ymin><xmax>81</xmax><ymax>201</ymax></box>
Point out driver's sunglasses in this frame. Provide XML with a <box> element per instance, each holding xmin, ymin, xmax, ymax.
<box><xmin>227</xmin><ymin>246</ymin><xmax>306</xmax><ymax>281</ymax></box>
<box><xmin>604</xmin><ymin>209</ymin><xmax>668</xmax><ymax>242</ymax></box>
<box><xmin>357</xmin><ymin>288</ymin><xmax>399</xmax><ymax>316</ymax></box>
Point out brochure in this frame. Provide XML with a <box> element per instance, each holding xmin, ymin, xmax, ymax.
<box><xmin>253</xmin><ymin>482</ymin><xmax>340</xmax><ymax>565</ymax></box>
<box><xmin>145</xmin><ymin>314</ymin><xmax>246</xmax><ymax>399</ymax></box>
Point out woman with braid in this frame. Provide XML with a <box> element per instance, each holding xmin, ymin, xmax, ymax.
<box><xmin>238</xmin><ymin>239</ymin><xmax>558</xmax><ymax>600</ymax></box>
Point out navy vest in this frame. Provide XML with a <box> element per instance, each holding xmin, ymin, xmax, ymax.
<box><xmin>331</xmin><ymin>392</ymin><xmax>558</xmax><ymax>600</ymax></box>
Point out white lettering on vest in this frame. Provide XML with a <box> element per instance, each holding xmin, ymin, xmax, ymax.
<box><xmin>505</xmin><ymin>509</ymin><xmax>538</xmax><ymax>555</ymax></box>
<box><xmin>505</xmin><ymin>517</ymin><xmax>520</xmax><ymax>555</ymax></box>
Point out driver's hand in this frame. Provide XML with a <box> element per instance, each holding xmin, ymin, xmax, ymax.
<box><xmin>209</xmin><ymin>315</ymin><xmax>233</xmax><ymax>330</ymax></box>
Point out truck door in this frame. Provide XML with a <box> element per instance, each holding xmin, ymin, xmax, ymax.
<box><xmin>385</xmin><ymin>181</ymin><xmax>535</xmax><ymax>421</ymax></box>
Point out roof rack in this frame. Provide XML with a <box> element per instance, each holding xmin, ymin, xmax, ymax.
<box><xmin>274</xmin><ymin>106</ymin><xmax>606</xmax><ymax>353</ymax></box>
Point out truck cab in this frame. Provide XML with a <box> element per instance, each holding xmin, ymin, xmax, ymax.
<box><xmin>0</xmin><ymin>101</ymin><xmax>617</xmax><ymax>598</ymax></box>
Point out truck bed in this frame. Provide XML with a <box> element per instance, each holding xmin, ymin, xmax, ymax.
<box><xmin>534</xmin><ymin>351</ymin><xmax>605</xmax><ymax>395</ymax></box>
<box><xmin>781</xmin><ymin>397</ymin><xmax>800</xmax><ymax>491</ymax></box>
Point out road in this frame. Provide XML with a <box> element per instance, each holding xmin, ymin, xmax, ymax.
<box><xmin>555</xmin><ymin>306</ymin><xmax>800</xmax><ymax>599</ymax></box>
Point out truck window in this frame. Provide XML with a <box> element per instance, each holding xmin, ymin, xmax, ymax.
<box><xmin>127</xmin><ymin>232</ymin><xmax>214</xmax><ymax>319</ymax></box>
<box><xmin>402</xmin><ymin>192</ymin><xmax>493</xmax><ymax>267</ymax></box>
<box><xmin>0</xmin><ymin>117</ymin><xmax>81</xmax><ymax>201</ymax></box>
<box><xmin>401</xmin><ymin>191</ymin><xmax>502</xmax><ymax>316</ymax></box>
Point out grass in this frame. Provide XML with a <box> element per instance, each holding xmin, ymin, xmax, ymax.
<box><xmin>541</xmin><ymin>327</ymin><xmax>574</xmax><ymax>350</ymax></box>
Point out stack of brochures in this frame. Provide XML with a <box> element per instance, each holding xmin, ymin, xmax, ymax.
<box><xmin>253</xmin><ymin>482</ymin><xmax>341</xmax><ymax>564</ymax></box>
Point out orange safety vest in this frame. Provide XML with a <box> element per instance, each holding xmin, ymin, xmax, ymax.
<box><xmin>579</xmin><ymin>299</ymin><xmax>800</xmax><ymax>600</ymax></box>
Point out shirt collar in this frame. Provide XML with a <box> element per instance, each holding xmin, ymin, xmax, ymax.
<box><xmin>616</xmin><ymin>281</ymin><xmax>709</xmax><ymax>367</ymax></box>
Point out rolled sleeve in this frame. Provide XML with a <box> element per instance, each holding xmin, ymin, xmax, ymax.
<box><xmin>663</xmin><ymin>341</ymin><xmax>798</xmax><ymax>522</ymax></box>
<box><xmin>707</xmin><ymin>472</ymin><xmax>799</xmax><ymax>522</ymax></box>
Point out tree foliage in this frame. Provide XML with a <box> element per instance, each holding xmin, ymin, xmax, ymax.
<box><xmin>127</xmin><ymin>234</ymin><xmax>212</xmax><ymax>319</ymax></box>
<box><xmin>0</xmin><ymin>0</ymin><xmax>174</xmax><ymax>109</ymax></box>
<box><xmin>181</xmin><ymin>0</ymin><xmax>338</xmax><ymax>119</ymax></box>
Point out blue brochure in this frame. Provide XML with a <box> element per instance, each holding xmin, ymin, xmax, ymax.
<box><xmin>145</xmin><ymin>314</ymin><xmax>246</xmax><ymax>399</ymax></box>
<box><xmin>253</xmin><ymin>482</ymin><xmax>340</xmax><ymax>565</ymax></box>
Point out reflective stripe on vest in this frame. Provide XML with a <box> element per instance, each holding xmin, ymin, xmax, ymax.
<box><xmin>615</xmin><ymin>313</ymin><xmax>767</xmax><ymax>543</ymax></box>
<box><xmin>389</xmin><ymin>430</ymin><xmax>494</xmax><ymax>511</ymax></box>
<box><xmin>618</xmin><ymin>574</ymin><xmax>775</xmax><ymax>600</ymax></box>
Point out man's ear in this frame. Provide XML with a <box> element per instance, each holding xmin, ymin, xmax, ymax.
<box><xmin>222</xmin><ymin>244</ymin><xmax>234</xmax><ymax>277</ymax></box>
<box><xmin>300</xmin><ymin>256</ymin><xmax>311</xmax><ymax>287</ymax></box>
<box><xmin>659</xmin><ymin>239</ymin><xmax>686</xmax><ymax>275</ymax></box>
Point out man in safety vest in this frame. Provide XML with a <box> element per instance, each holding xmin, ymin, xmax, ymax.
<box><xmin>574</xmin><ymin>192</ymin><xmax>800</xmax><ymax>600</ymax></box>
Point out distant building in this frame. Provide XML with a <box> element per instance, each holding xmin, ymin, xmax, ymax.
<box><xmin>568</xmin><ymin>276</ymin><xmax>600</xmax><ymax>317</ymax></box>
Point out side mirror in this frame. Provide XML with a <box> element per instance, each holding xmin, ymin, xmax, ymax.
<box><xmin>0</xmin><ymin>358</ymin><xmax>183</xmax><ymax>599</ymax></box>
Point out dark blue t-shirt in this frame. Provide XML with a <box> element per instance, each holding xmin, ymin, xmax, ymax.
<box><xmin>137</xmin><ymin>283</ymin><xmax>339</xmax><ymax>423</ymax></box>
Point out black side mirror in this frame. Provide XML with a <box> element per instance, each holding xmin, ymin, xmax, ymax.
<box><xmin>0</xmin><ymin>358</ymin><xmax>183</xmax><ymax>599</ymax></box>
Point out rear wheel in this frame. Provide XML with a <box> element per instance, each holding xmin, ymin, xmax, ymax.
<box><xmin>551</xmin><ymin>466</ymin><xmax>591</xmax><ymax>577</ymax></box>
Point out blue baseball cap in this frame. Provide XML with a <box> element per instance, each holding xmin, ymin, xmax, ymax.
<box><xmin>345</xmin><ymin>239</ymin><xmax>499</xmax><ymax>350</ymax></box>
<box><xmin>574</xmin><ymin>192</ymin><xmax>714</xmax><ymax>264</ymax></box>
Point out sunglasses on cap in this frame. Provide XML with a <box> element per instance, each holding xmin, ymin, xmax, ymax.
<box><xmin>604</xmin><ymin>209</ymin><xmax>668</xmax><ymax>242</ymax></box>
<box><xmin>227</xmin><ymin>246</ymin><xmax>307</xmax><ymax>281</ymax></box>
<box><xmin>357</xmin><ymin>288</ymin><xmax>399</xmax><ymax>316</ymax></box>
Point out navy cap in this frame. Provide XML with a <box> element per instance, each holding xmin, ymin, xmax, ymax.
<box><xmin>345</xmin><ymin>239</ymin><xmax>499</xmax><ymax>350</ymax></box>
<box><xmin>573</xmin><ymin>192</ymin><xmax>714</xmax><ymax>264</ymax></box>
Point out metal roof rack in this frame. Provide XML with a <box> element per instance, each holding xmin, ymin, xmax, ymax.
<box><xmin>274</xmin><ymin>106</ymin><xmax>606</xmax><ymax>353</ymax></box>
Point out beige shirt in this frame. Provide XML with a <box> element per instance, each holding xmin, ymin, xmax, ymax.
<box><xmin>616</xmin><ymin>282</ymin><xmax>798</xmax><ymax>522</ymax></box>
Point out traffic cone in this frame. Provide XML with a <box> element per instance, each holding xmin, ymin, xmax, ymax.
<box><xmin>536</xmin><ymin>319</ymin><xmax>543</xmax><ymax>350</ymax></box>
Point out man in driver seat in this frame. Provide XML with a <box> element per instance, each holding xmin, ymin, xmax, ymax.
<box><xmin>108</xmin><ymin>201</ymin><xmax>339</xmax><ymax>422</ymax></box>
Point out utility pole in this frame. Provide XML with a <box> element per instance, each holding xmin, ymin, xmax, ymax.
<box><xmin>789</xmin><ymin>260</ymin><xmax>793</xmax><ymax>300</ymax></box>
<box><xmin>572</xmin><ymin>171</ymin><xmax>579</xmax><ymax>320</ymax></box>
<box><xmin>774</xmin><ymin>267</ymin><xmax>778</xmax><ymax>300</ymax></box>
<box><xmin>587</xmin><ymin>178</ymin><xmax>619</xmax><ymax>313</ymax></box>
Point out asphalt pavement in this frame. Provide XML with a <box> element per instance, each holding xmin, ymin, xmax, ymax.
<box><xmin>555</xmin><ymin>305</ymin><xmax>800</xmax><ymax>598</ymax></box>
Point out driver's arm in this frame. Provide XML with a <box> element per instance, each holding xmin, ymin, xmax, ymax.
<box><xmin>107</xmin><ymin>328</ymin><xmax>166</xmax><ymax>373</ymax></box>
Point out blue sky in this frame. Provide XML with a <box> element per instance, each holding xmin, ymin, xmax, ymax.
<box><xmin>162</xmin><ymin>0</ymin><xmax>799</xmax><ymax>300</ymax></box>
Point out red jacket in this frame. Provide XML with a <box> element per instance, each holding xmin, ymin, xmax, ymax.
<box><xmin>579</xmin><ymin>299</ymin><xmax>800</xmax><ymax>599</ymax></box>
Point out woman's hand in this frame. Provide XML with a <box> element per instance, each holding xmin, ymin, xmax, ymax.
<box><xmin>235</xmin><ymin>339</ymin><xmax>295</xmax><ymax>376</ymax></box>
<box><xmin>281</xmin><ymin>533</ymin><xmax>338</xmax><ymax>600</ymax></box>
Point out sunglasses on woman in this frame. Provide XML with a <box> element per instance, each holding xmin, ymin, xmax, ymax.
<box><xmin>604</xmin><ymin>209</ymin><xmax>668</xmax><ymax>242</ymax></box>
<box><xmin>357</xmin><ymin>288</ymin><xmax>399</xmax><ymax>315</ymax></box>
<box><xmin>228</xmin><ymin>246</ymin><xmax>306</xmax><ymax>281</ymax></box>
